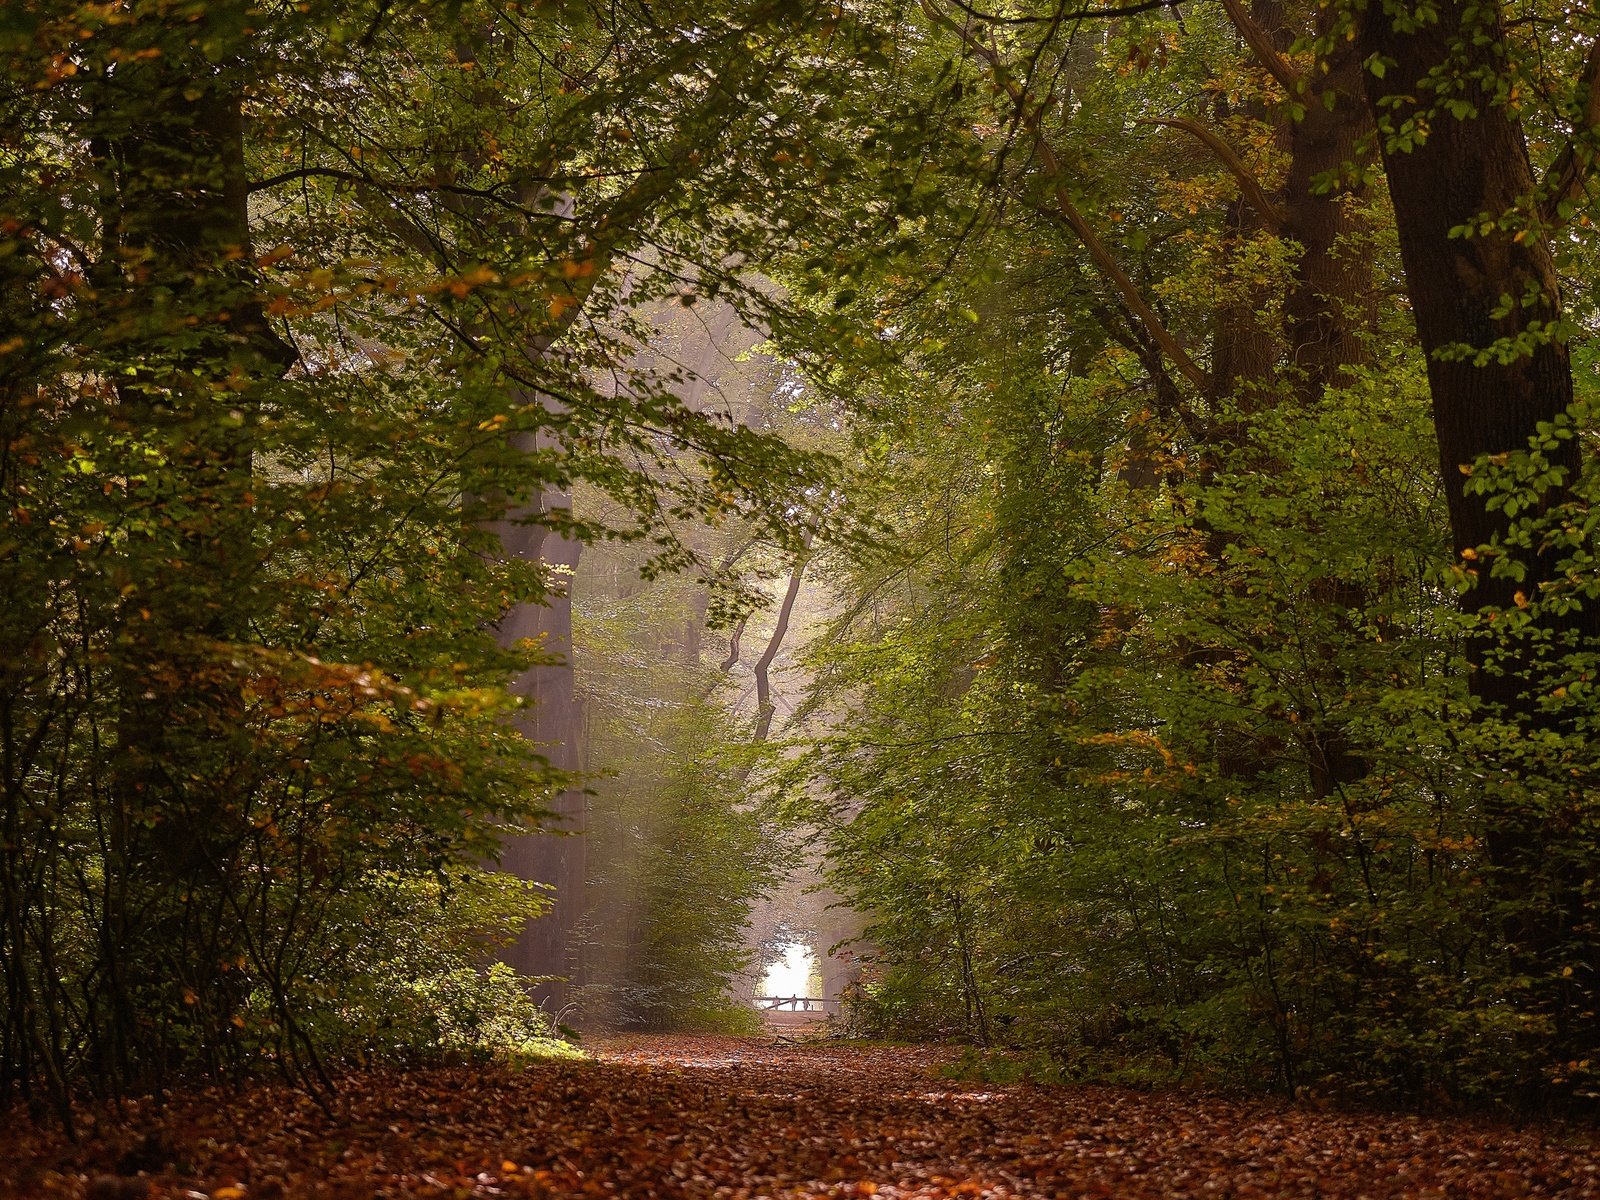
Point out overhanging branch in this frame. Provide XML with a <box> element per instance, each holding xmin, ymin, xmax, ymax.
<box><xmin>942</xmin><ymin>0</ymin><xmax>1185</xmax><ymax>23</ymax></box>
<box><xmin>1217</xmin><ymin>0</ymin><xmax>1302</xmax><ymax>95</ymax></box>
<box><xmin>1140</xmin><ymin>116</ymin><xmax>1285</xmax><ymax>231</ymax></box>
<box><xmin>921</xmin><ymin>0</ymin><xmax>1213</xmax><ymax>396</ymax></box>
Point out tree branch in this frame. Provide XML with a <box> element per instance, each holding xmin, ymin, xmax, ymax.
<box><xmin>1140</xmin><ymin>116</ymin><xmax>1285</xmax><ymax>230</ymax></box>
<box><xmin>921</xmin><ymin>0</ymin><xmax>1212</xmax><ymax>395</ymax></box>
<box><xmin>943</xmin><ymin>0</ymin><xmax>1184</xmax><ymax>23</ymax></box>
<box><xmin>249</xmin><ymin>165</ymin><xmax>647</xmax><ymax>212</ymax></box>
<box><xmin>1540</xmin><ymin>37</ymin><xmax>1600</xmax><ymax>228</ymax></box>
<box><xmin>719</xmin><ymin>614</ymin><xmax>749</xmax><ymax>672</ymax></box>
<box><xmin>1039</xmin><ymin>157</ymin><xmax>1212</xmax><ymax>394</ymax></box>
<box><xmin>1217</xmin><ymin>0</ymin><xmax>1302</xmax><ymax>95</ymax></box>
<box><xmin>751</xmin><ymin>531</ymin><xmax>813</xmax><ymax>744</ymax></box>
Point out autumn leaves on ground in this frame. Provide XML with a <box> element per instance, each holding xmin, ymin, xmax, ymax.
<box><xmin>6</xmin><ymin>1036</ymin><xmax>1599</xmax><ymax>1200</ymax></box>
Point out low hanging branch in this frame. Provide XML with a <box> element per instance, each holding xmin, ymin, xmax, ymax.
<box><xmin>1139</xmin><ymin>116</ymin><xmax>1285</xmax><ymax>231</ymax></box>
<box><xmin>921</xmin><ymin>0</ymin><xmax>1214</xmax><ymax>396</ymax></box>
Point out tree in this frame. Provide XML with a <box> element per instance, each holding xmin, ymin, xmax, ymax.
<box><xmin>1343</xmin><ymin>0</ymin><xmax>1600</xmax><ymax>1090</ymax></box>
<box><xmin>786</xmin><ymin>0</ymin><xmax>1600</xmax><ymax>1104</ymax></box>
<box><xmin>0</xmin><ymin>0</ymin><xmax>879</xmax><ymax>1107</ymax></box>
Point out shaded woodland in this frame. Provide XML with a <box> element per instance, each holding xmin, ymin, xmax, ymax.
<box><xmin>4</xmin><ymin>0</ymin><xmax>1600</xmax><ymax>1124</ymax></box>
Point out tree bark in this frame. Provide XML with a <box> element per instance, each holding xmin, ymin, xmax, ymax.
<box><xmin>1356</xmin><ymin>0</ymin><xmax>1597</xmax><ymax>1073</ymax></box>
<box><xmin>1357</xmin><ymin>2</ymin><xmax>1579</xmax><ymax>626</ymax></box>
<box><xmin>90</xmin><ymin>7</ymin><xmax>296</xmax><ymax>1084</ymax></box>
<box><xmin>494</xmin><ymin>493</ymin><xmax>589</xmax><ymax>1008</ymax></box>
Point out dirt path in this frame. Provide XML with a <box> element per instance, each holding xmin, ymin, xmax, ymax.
<box><xmin>5</xmin><ymin>1034</ymin><xmax>1598</xmax><ymax>1198</ymax></box>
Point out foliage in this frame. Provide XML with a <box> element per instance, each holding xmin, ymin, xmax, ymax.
<box><xmin>6</xmin><ymin>0</ymin><xmax>1600</xmax><ymax>1119</ymax></box>
<box><xmin>0</xmin><ymin>0</ymin><xmax>886</xmax><ymax>1109</ymax></box>
<box><xmin>307</xmin><ymin>873</ymin><xmax>581</xmax><ymax>1064</ymax></box>
<box><xmin>778</xmin><ymin>0</ymin><xmax>1600</xmax><ymax>1110</ymax></box>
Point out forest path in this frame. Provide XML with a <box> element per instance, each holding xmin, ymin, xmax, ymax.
<box><xmin>9</xmin><ymin>1034</ymin><xmax>1600</xmax><ymax>1199</ymax></box>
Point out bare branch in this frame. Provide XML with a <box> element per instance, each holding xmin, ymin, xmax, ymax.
<box><xmin>720</xmin><ymin>614</ymin><xmax>749</xmax><ymax>672</ymax></box>
<box><xmin>943</xmin><ymin>0</ymin><xmax>1184</xmax><ymax>24</ymax></box>
<box><xmin>1140</xmin><ymin>116</ymin><xmax>1285</xmax><ymax>230</ymax></box>
<box><xmin>250</xmin><ymin>165</ymin><xmax>651</xmax><ymax>208</ymax></box>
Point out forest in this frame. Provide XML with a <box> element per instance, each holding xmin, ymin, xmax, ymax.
<box><xmin>5</xmin><ymin>0</ymin><xmax>1600</xmax><ymax>1148</ymax></box>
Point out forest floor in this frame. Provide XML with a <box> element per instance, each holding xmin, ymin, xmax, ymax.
<box><xmin>5</xmin><ymin>1034</ymin><xmax>1600</xmax><ymax>1199</ymax></box>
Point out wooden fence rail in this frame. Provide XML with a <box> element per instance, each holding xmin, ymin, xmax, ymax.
<box><xmin>756</xmin><ymin>996</ymin><xmax>832</xmax><ymax>1012</ymax></box>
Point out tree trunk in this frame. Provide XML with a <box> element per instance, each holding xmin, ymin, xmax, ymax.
<box><xmin>1201</xmin><ymin>0</ymin><xmax>1378</xmax><ymax>793</ymax></box>
<box><xmin>1357</xmin><ymin>1</ymin><xmax>1579</xmax><ymax>620</ymax></box>
<box><xmin>1356</xmin><ymin>0</ymin><xmax>1597</xmax><ymax>1075</ymax></box>
<box><xmin>90</xmin><ymin>7</ymin><xmax>295</xmax><ymax>1085</ymax></box>
<box><xmin>1279</xmin><ymin>6</ymin><xmax>1375</xmax><ymax>389</ymax></box>
<box><xmin>493</xmin><ymin>481</ymin><xmax>589</xmax><ymax>1009</ymax></box>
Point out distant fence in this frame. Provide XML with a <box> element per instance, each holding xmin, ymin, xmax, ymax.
<box><xmin>755</xmin><ymin>995</ymin><xmax>834</xmax><ymax>1013</ymax></box>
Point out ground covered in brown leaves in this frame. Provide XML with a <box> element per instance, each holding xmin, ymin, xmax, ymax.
<box><xmin>5</xmin><ymin>1034</ymin><xmax>1599</xmax><ymax>1199</ymax></box>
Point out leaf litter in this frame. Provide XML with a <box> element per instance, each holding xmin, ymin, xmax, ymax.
<box><xmin>4</xmin><ymin>1035</ymin><xmax>1597</xmax><ymax>1199</ymax></box>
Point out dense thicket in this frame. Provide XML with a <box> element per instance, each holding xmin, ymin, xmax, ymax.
<box><xmin>0</xmin><ymin>0</ymin><xmax>918</xmax><ymax>1114</ymax></box>
<box><xmin>786</xmin><ymin>0</ymin><xmax>1600</xmax><ymax>1108</ymax></box>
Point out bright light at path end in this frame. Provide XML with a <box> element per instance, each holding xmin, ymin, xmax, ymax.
<box><xmin>761</xmin><ymin>941</ymin><xmax>816</xmax><ymax>997</ymax></box>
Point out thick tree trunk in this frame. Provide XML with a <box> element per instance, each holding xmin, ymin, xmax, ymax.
<box><xmin>1356</xmin><ymin>1</ymin><xmax>1591</xmax><ymax>714</ymax></box>
<box><xmin>91</xmin><ymin>10</ymin><xmax>295</xmax><ymax>1084</ymax></box>
<box><xmin>1357</xmin><ymin>1</ymin><xmax>1579</xmax><ymax>622</ymax></box>
<box><xmin>493</xmin><ymin>483</ymin><xmax>589</xmax><ymax>1009</ymax></box>
<box><xmin>1357</xmin><ymin>0</ymin><xmax>1597</xmax><ymax>1072</ymax></box>
<box><xmin>1279</xmin><ymin>18</ymin><xmax>1375</xmax><ymax>389</ymax></box>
